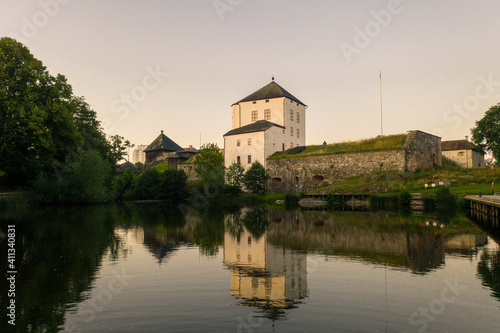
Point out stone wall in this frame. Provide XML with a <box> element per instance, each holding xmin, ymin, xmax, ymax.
<box><xmin>178</xmin><ymin>163</ymin><xmax>200</xmax><ymax>181</ymax></box>
<box><xmin>266</xmin><ymin>150</ymin><xmax>406</xmax><ymax>193</ymax></box>
<box><xmin>266</xmin><ymin>130</ymin><xmax>441</xmax><ymax>193</ymax></box>
<box><xmin>404</xmin><ymin>130</ymin><xmax>441</xmax><ymax>171</ymax></box>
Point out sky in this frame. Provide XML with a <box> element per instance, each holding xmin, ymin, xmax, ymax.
<box><xmin>2</xmin><ymin>0</ymin><xmax>500</xmax><ymax>151</ymax></box>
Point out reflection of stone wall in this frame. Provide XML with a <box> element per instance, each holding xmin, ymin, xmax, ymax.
<box><xmin>265</xmin><ymin>210</ymin><xmax>446</xmax><ymax>273</ymax></box>
<box><xmin>266</xmin><ymin>130</ymin><xmax>441</xmax><ymax>193</ymax></box>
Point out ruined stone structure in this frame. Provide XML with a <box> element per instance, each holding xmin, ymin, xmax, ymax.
<box><xmin>267</xmin><ymin>130</ymin><xmax>441</xmax><ymax>193</ymax></box>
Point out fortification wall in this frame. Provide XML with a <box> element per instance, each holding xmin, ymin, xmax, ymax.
<box><xmin>266</xmin><ymin>150</ymin><xmax>406</xmax><ymax>193</ymax></box>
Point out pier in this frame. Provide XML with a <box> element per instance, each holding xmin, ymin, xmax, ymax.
<box><xmin>466</xmin><ymin>195</ymin><xmax>500</xmax><ymax>229</ymax></box>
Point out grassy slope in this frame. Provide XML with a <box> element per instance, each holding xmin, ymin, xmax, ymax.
<box><xmin>269</xmin><ymin>134</ymin><xmax>407</xmax><ymax>159</ymax></box>
<box><xmin>311</xmin><ymin>164</ymin><xmax>498</xmax><ymax>196</ymax></box>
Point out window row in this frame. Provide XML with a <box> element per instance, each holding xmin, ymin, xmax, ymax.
<box><xmin>290</xmin><ymin>127</ymin><xmax>300</xmax><ymax>138</ymax></box>
<box><xmin>236</xmin><ymin>155</ymin><xmax>252</xmax><ymax>164</ymax></box>
<box><xmin>236</xmin><ymin>139</ymin><xmax>252</xmax><ymax>146</ymax></box>
<box><xmin>289</xmin><ymin>110</ymin><xmax>300</xmax><ymax>123</ymax></box>
<box><xmin>252</xmin><ymin>109</ymin><xmax>272</xmax><ymax>121</ymax></box>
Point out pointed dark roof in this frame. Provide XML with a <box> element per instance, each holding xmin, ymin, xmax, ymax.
<box><xmin>233</xmin><ymin>81</ymin><xmax>306</xmax><ymax>106</ymax></box>
<box><xmin>144</xmin><ymin>131</ymin><xmax>183</xmax><ymax>152</ymax></box>
<box><xmin>224</xmin><ymin>120</ymin><xmax>284</xmax><ymax>137</ymax></box>
<box><xmin>441</xmin><ymin>139</ymin><xmax>483</xmax><ymax>153</ymax></box>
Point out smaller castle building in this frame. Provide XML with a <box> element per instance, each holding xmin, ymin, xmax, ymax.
<box><xmin>441</xmin><ymin>136</ymin><xmax>485</xmax><ymax>168</ymax></box>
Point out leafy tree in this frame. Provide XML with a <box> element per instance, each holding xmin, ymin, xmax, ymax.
<box><xmin>225</xmin><ymin>161</ymin><xmax>245</xmax><ymax>191</ymax></box>
<box><xmin>158</xmin><ymin>169</ymin><xmax>188</xmax><ymax>202</ymax></box>
<box><xmin>243</xmin><ymin>161</ymin><xmax>270</xmax><ymax>194</ymax></box>
<box><xmin>108</xmin><ymin>134</ymin><xmax>134</xmax><ymax>165</ymax></box>
<box><xmin>135</xmin><ymin>161</ymin><xmax>144</xmax><ymax>172</ymax></box>
<box><xmin>133</xmin><ymin>169</ymin><xmax>162</xmax><ymax>199</ymax></box>
<box><xmin>193</xmin><ymin>143</ymin><xmax>225</xmax><ymax>190</ymax></box>
<box><xmin>113</xmin><ymin>168</ymin><xmax>136</xmax><ymax>200</ymax></box>
<box><xmin>31</xmin><ymin>150</ymin><xmax>112</xmax><ymax>204</ymax></box>
<box><xmin>472</xmin><ymin>103</ymin><xmax>500</xmax><ymax>166</ymax></box>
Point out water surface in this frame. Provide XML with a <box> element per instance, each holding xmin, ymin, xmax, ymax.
<box><xmin>1</xmin><ymin>204</ymin><xmax>499</xmax><ymax>332</ymax></box>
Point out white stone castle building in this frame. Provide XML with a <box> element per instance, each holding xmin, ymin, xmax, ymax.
<box><xmin>223</xmin><ymin>80</ymin><xmax>307</xmax><ymax>169</ymax></box>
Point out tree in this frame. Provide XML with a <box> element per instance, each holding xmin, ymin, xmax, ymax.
<box><xmin>112</xmin><ymin>168</ymin><xmax>136</xmax><ymax>200</ymax></box>
<box><xmin>243</xmin><ymin>161</ymin><xmax>270</xmax><ymax>194</ymax></box>
<box><xmin>193</xmin><ymin>143</ymin><xmax>225</xmax><ymax>189</ymax></box>
<box><xmin>225</xmin><ymin>161</ymin><xmax>245</xmax><ymax>191</ymax></box>
<box><xmin>472</xmin><ymin>103</ymin><xmax>500</xmax><ymax>166</ymax></box>
<box><xmin>0</xmin><ymin>37</ymin><xmax>132</xmax><ymax>194</ymax></box>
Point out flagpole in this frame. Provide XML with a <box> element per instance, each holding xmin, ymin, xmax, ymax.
<box><xmin>380</xmin><ymin>71</ymin><xmax>383</xmax><ymax>136</ymax></box>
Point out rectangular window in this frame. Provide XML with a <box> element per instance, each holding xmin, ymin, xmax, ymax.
<box><xmin>265</xmin><ymin>99</ymin><xmax>269</xmax><ymax>103</ymax></box>
<box><xmin>251</xmin><ymin>110</ymin><xmax>258</xmax><ymax>121</ymax></box>
<box><xmin>290</xmin><ymin>110</ymin><xmax>293</xmax><ymax>121</ymax></box>
<box><xmin>252</xmin><ymin>101</ymin><xmax>256</xmax><ymax>104</ymax></box>
<box><xmin>236</xmin><ymin>139</ymin><xmax>241</xmax><ymax>147</ymax></box>
<box><xmin>237</xmin><ymin>156</ymin><xmax>240</xmax><ymax>164</ymax></box>
<box><xmin>290</xmin><ymin>142</ymin><xmax>293</xmax><ymax>148</ymax></box>
<box><xmin>264</xmin><ymin>109</ymin><xmax>271</xmax><ymax>120</ymax></box>
<box><xmin>290</xmin><ymin>126</ymin><xmax>293</xmax><ymax>136</ymax></box>
<box><xmin>248</xmin><ymin>138</ymin><xmax>252</xmax><ymax>146</ymax></box>
<box><xmin>297</xmin><ymin>128</ymin><xmax>300</xmax><ymax>138</ymax></box>
<box><xmin>297</xmin><ymin>111</ymin><xmax>300</xmax><ymax>123</ymax></box>
<box><xmin>248</xmin><ymin>155</ymin><xmax>252</xmax><ymax>164</ymax></box>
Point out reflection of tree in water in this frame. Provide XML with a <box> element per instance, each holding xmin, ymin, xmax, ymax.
<box><xmin>193</xmin><ymin>205</ymin><xmax>225</xmax><ymax>256</ymax></box>
<box><xmin>477</xmin><ymin>250</ymin><xmax>500</xmax><ymax>302</ymax></box>
<box><xmin>242</xmin><ymin>207</ymin><xmax>270</xmax><ymax>240</ymax></box>
<box><xmin>0</xmin><ymin>206</ymin><xmax>122</xmax><ymax>333</ymax></box>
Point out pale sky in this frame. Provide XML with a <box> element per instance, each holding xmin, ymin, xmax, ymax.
<box><xmin>2</xmin><ymin>0</ymin><xmax>500</xmax><ymax>150</ymax></box>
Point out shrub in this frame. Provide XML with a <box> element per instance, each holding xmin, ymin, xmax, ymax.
<box><xmin>398</xmin><ymin>190</ymin><xmax>411</xmax><ymax>207</ymax></box>
<box><xmin>225</xmin><ymin>161</ymin><xmax>245</xmax><ymax>191</ymax></box>
<box><xmin>113</xmin><ymin>168</ymin><xmax>136</xmax><ymax>200</ymax></box>
<box><xmin>133</xmin><ymin>169</ymin><xmax>162</xmax><ymax>199</ymax></box>
<box><xmin>243</xmin><ymin>161</ymin><xmax>270</xmax><ymax>194</ymax></box>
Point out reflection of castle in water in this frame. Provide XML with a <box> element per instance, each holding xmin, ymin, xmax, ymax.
<box><xmin>223</xmin><ymin>228</ymin><xmax>307</xmax><ymax>314</ymax></box>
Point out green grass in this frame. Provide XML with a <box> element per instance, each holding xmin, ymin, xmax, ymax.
<box><xmin>269</xmin><ymin>134</ymin><xmax>407</xmax><ymax>159</ymax></box>
<box><xmin>311</xmin><ymin>166</ymin><xmax>498</xmax><ymax>196</ymax></box>
<box><xmin>151</xmin><ymin>161</ymin><xmax>169</xmax><ymax>172</ymax></box>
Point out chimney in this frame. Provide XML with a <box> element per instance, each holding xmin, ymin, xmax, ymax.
<box><xmin>465</xmin><ymin>135</ymin><xmax>468</xmax><ymax>141</ymax></box>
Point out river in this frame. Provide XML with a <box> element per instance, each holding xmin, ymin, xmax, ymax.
<box><xmin>1</xmin><ymin>203</ymin><xmax>499</xmax><ymax>332</ymax></box>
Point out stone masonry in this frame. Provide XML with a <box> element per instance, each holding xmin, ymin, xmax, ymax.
<box><xmin>266</xmin><ymin>130</ymin><xmax>441</xmax><ymax>193</ymax></box>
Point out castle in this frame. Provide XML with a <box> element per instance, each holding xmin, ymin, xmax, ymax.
<box><xmin>223</xmin><ymin>79</ymin><xmax>306</xmax><ymax>169</ymax></box>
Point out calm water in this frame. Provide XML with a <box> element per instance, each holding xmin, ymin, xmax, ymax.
<box><xmin>1</xmin><ymin>203</ymin><xmax>500</xmax><ymax>333</ymax></box>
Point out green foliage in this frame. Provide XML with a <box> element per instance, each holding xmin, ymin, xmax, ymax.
<box><xmin>112</xmin><ymin>168</ymin><xmax>136</xmax><ymax>200</ymax></box>
<box><xmin>472</xmin><ymin>103</ymin><xmax>500</xmax><ymax>166</ymax></box>
<box><xmin>0</xmin><ymin>38</ymin><xmax>132</xmax><ymax>199</ymax></box>
<box><xmin>434</xmin><ymin>187</ymin><xmax>457</xmax><ymax>212</ymax></box>
<box><xmin>132</xmin><ymin>168</ymin><xmax>188</xmax><ymax>201</ymax></box>
<box><xmin>243</xmin><ymin>161</ymin><xmax>270</xmax><ymax>194</ymax></box>
<box><xmin>398</xmin><ymin>190</ymin><xmax>411</xmax><ymax>207</ymax></box>
<box><xmin>193</xmin><ymin>143</ymin><xmax>225</xmax><ymax>190</ymax></box>
<box><xmin>135</xmin><ymin>161</ymin><xmax>144</xmax><ymax>172</ymax></box>
<box><xmin>30</xmin><ymin>150</ymin><xmax>112</xmax><ymax>204</ymax></box>
<box><xmin>133</xmin><ymin>169</ymin><xmax>162</xmax><ymax>199</ymax></box>
<box><xmin>270</xmin><ymin>134</ymin><xmax>407</xmax><ymax>159</ymax></box>
<box><xmin>225</xmin><ymin>161</ymin><xmax>245</xmax><ymax>191</ymax></box>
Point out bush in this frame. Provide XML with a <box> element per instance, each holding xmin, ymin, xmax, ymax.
<box><xmin>225</xmin><ymin>161</ymin><xmax>245</xmax><ymax>191</ymax></box>
<box><xmin>243</xmin><ymin>161</ymin><xmax>270</xmax><ymax>194</ymax></box>
<box><xmin>133</xmin><ymin>169</ymin><xmax>162</xmax><ymax>199</ymax></box>
<box><xmin>434</xmin><ymin>187</ymin><xmax>457</xmax><ymax>211</ymax></box>
<box><xmin>131</xmin><ymin>168</ymin><xmax>188</xmax><ymax>202</ymax></box>
<box><xmin>31</xmin><ymin>150</ymin><xmax>112</xmax><ymax>204</ymax></box>
<box><xmin>112</xmin><ymin>168</ymin><xmax>136</xmax><ymax>200</ymax></box>
<box><xmin>398</xmin><ymin>190</ymin><xmax>411</xmax><ymax>207</ymax></box>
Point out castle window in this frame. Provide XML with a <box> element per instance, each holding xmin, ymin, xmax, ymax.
<box><xmin>290</xmin><ymin>142</ymin><xmax>293</xmax><ymax>147</ymax></box>
<box><xmin>290</xmin><ymin>110</ymin><xmax>294</xmax><ymax>121</ymax></box>
<box><xmin>265</xmin><ymin>99</ymin><xmax>269</xmax><ymax>103</ymax></box>
<box><xmin>297</xmin><ymin>111</ymin><xmax>300</xmax><ymax>123</ymax></box>
<box><xmin>297</xmin><ymin>103</ymin><xmax>299</xmax><ymax>106</ymax></box>
<box><xmin>251</xmin><ymin>110</ymin><xmax>258</xmax><ymax>121</ymax></box>
<box><xmin>252</xmin><ymin>101</ymin><xmax>256</xmax><ymax>104</ymax></box>
<box><xmin>236</xmin><ymin>139</ymin><xmax>241</xmax><ymax>147</ymax></box>
<box><xmin>248</xmin><ymin>155</ymin><xmax>252</xmax><ymax>164</ymax></box>
<box><xmin>237</xmin><ymin>156</ymin><xmax>241</xmax><ymax>164</ymax></box>
<box><xmin>248</xmin><ymin>138</ymin><xmax>252</xmax><ymax>146</ymax></box>
<box><xmin>290</xmin><ymin>127</ymin><xmax>293</xmax><ymax>136</ymax></box>
<box><xmin>273</xmin><ymin>143</ymin><xmax>276</xmax><ymax>147</ymax></box>
<box><xmin>458</xmin><ymin>152</ymin><xmax>464</xmax><ymax>156</ymax></box>
<box><xmin>297</xmin><ymin>129</ymin><xmax>300</xmax><ymax>138</ymax></box>
<box><xmin>271</xmin><ymin>177</ymin><xmax>282</xmax><ymax>183</ymax></box>
<box><xmin>264</xmin><ymin>109</ymin><xmax>271</xmax><ymax>120</ymax></box>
